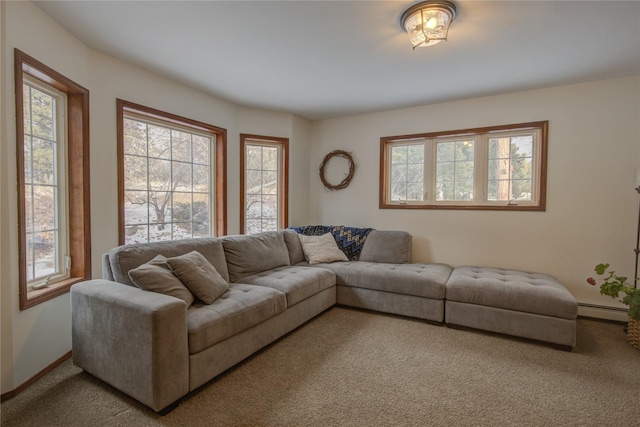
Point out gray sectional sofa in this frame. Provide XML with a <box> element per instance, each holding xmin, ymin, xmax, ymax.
<box><xmin>71</xmin><ymin>228</ymin><xmax>577</xmax><ymax>413</ymax></box>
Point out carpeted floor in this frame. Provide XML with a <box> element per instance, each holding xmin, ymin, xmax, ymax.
<box><xmin>2</xmin><ymin>307</ymin><xmax>640</xmax><ymax>426</ymax></box>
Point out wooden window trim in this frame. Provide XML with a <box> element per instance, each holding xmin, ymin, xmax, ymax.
<box><xmin>379</xmin><ymin>121</ymin><xmax>548</xmax><ymax>211</ymax></box>
<box><xmin>240</xmin><ymin>134</ymin><xmax>289</xmax><ymax>234</ymax></box>
<box><xmin>15</xmin><ymin>49</ymin><xmax>91</xmax><ymax>310</ymax></box>
<box><xmin>116</xmin><ymin>99</ymin><xmax>227</xmax><ymax>243</ymax></box>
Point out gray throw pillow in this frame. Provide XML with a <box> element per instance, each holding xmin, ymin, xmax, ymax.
<box><xmin>358</xmin><ymin>230</ymin><xmax>412</xmax><ymax>263</ymax></box>
<box><xmin>166</xmin><ymin>250</ymin><xmax>229</xmax><ymax>304</ymax></box>
<box><xmin>128</xmin><ymin>254</ymin><xmax>195</xmax><ymax>306</ymax></box>
<box><xmin>298</xmin><ymin>233</ymin><xmax>348</xmax><ymax>265</ymax></box>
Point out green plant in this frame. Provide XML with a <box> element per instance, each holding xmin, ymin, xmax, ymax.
<box><xmin>587</xmin><ymin>263</ymin><xmax>640</xmax><ymax>321</ymax></box>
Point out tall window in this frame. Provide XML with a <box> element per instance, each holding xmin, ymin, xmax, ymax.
<box><xmin>240</xmin><ymin>134</ymin><xmax>288</xmax><ymax>234</ymax></box>
<box><xmin>15</xmin><ymin>49</ymin><xmax>91</xmax><ymax>310</ymax></box>
<box><xmin>117</xmin><ymin>100</ymin><xmax>227</xmax><ymax>244</ymax></box>
<box><xmin>22</xmin><ymin>77</ymin><xmax>68</xmax><ymax>285</ymax></box>
<box><xmin>380</xmin><ymin>121</ymin><xmax>547</xmax><ymax>210</ymax></box>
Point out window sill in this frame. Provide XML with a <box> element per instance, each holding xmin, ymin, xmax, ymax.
<box><xmin>379</xmin><ymin>203</ymin><xmax>545</xmax><ymax>211</ymax></box>
<box><xmin>22</xmin><ymin>276</ymin><xmax>86</xmax><ymax>310</ymax></box>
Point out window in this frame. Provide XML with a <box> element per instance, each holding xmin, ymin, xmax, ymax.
<box><xmin>240</xmin><ymin>134</ymin><xmax>288</xmax><ymax>234</ymax></box>
<box><xmin>22</xmin><ymin>77</ymin><xmax>69</xmax><ymax>284</ymax></box>
<box><xmin>380</xmin><ymin>121</ymin><xmax>548</xmax><ymax>210</ymax></box>
<box><xmin>117</xmin><ymin>100</ymin><xmax>227</xmax><ymax>244</ymax></box>
<box><xmin>15</xmin><ymin>49</ymin><xmax>91</xmax><ymax>310</ymax></box>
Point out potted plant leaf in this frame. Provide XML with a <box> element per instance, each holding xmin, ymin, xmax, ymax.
<box><xmin>587</xmin><ymin>263</ymin><xmax>640</xmax><ymax>350</ymax></box>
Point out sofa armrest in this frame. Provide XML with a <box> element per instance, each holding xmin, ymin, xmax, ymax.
<box><xmin>71</xmin><ymin>279</ymin><xmax>189</xmax><ymax>412</ymax></box>
<box><xmin>358</xmin><ymin>230</ymin><xmax>412</xmax><ymax>263</ymax></box>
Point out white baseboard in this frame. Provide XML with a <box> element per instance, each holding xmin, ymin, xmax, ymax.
<box><xmin>578</xmin><ymin>303</ymin><xmax>628</xmax><ymax>322</ymax></box>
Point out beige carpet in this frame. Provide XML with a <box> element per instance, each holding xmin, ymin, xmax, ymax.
<box><xmin>2</xmin><ymin>307</ymin><xmax>640</xmax><ymax>426</ymax></box>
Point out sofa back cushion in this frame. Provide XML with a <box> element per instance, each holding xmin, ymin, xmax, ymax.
<box><xmin>108</xmin><ymin>237</ymin><xmax>229</xmax><ymax>286</ymax></box>
<box><xmin>102</xmin><ymin>253</ymin><xmax>115</xmax><ymax>281</ymax></box>
<box><xmin>223</xmin><ymin>231</ymin><xmax>290</xmax><ymax>282</ymax></box>
<box><xmin>283</xmin><ymin>229</ymin><xmax>306</xmax><ymax>265</ymax></box>
<box><xmin>358</xmin><ymin>230</ymin><xmax>412</xmax><ymax>263</ymax></box>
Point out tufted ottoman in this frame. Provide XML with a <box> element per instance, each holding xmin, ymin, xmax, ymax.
<box><xmin>445</xmin><ymin>266</ymin><xmax>578</xmax><ymax>350</ymax></box>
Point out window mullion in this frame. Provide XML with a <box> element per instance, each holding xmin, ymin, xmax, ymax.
<box><xmin>424</xmin><ymin>140</ymin><xmax>432</xmax><ymax>204</ymax></box>
<box><xmin>531</xmin><ymin>129</ymin><xmax>540</xmax><ymax>204</ymax></box>
<box><xmin>477</xmin><ymin>135</ymin><xmax>487</xmax><ymax>205</ymax></box>
<box><xmin>57</xmin><ymin>90</ymin><xmax>69</xmax><ymax>278</ymax></box>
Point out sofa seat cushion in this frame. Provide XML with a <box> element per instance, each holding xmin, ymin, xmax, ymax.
<box><xmin>314</xmin><ymin>261</ymin><xmax>453</xmax><ymax>300</ymax></box>
<box><xmin>239</xmin><ymin>266</ymin><xmax>336</xmax><ymax>307</ymax></box>
<box><xmin>446</xmin><ymin>266</ymin><xmax>578</xmax><ymax>320</ymax></box>
<box><xmin>186</xmin><ymin>284</ymin><xmax>286</xmax><ymax>354</ymax></box>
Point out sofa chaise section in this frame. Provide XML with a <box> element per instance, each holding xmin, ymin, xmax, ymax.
<box><xmin>319</xmin><ymin>261</ymin><xmax>452</xmax><ymax>322</ymax></box>
<box><xmin>445</xmin><ymin>266</ymin><xmax>578</xmax><ymax>349</ymax></box>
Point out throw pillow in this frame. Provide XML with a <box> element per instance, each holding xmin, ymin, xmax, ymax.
<box><xmin>128</xmin><ymin>254</ymin><xmax>195</xmax><ymax>306</ymax></box>
<box><xmin>166</xmin><ymin>250</ymin><xmax>229</xmax><ymax>304</ymax></box>
<box><xmin>358</xmin><ymin>230</ymin><xmax>411</xmax><ymax>263</ymax></box>
<box><xmin>298</xmin><ymin>233</ymin><xmax>348</xmax><ymax>265</ymax></box>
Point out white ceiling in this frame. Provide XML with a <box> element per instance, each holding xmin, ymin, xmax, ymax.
<box><xmin>34</xmin><ymin>0</ymin><xmax>640</xmax><ymax>120</ymax></box>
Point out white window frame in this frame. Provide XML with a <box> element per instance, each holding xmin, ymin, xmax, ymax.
<box><xmin>483</xmin><ymin>127</ymin><xmax>542</xmax><ymax>206</ymax></box>
<box><xmin>117</xmin><ymin>99</ymin><xmax>227</xmax><ymax>243</ymax></box>
<box><xmin>240</xmin><ymin>134</ymin><xmax>289</xmax><ymax>235</ymax></box>
<box><xmin>388</xmin><ymin>139</ymin><xmax>427</xmax><ymax>205</ymax></box>
<box><xmin>22</xmin><ymin>75</ymin><xmax>70</xmax><ymax>289</ymax></box>
<box><xmin>380</xmin><ymin>121</ymin><xmax>548</xmax><ymax>211</ymax></box>
<box><xmin>432</xmin><ymin>134</ymin><xmax>481</xmax><ymax>205</ymax></box>
<box><xmin>120</xmin><ymin>112</ymin><xmax>216</xmax><ymax>244</ymax></box>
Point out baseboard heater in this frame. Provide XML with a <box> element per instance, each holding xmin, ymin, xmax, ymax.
<box><xmin>578</xmin><ymin>303</ymin><xmax>628</xmax><ymax>322</ymax></box>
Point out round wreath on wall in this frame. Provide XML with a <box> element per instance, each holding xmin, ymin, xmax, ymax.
<box><xmin>319</xmin><ymin>150</ymin><xmax>355</xmax><ymax>190</ymax></box>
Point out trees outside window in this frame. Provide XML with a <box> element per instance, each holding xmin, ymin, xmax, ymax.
<box><xmin>22</xmin><ymin>77</ymin><xmax>68</xmax><ymax>284</ymax></box>
<box><xmin>117</xmin><ymin>100</ymin><xmax>227</xmax><ymax>244</ymax></box>
<box><xmin>15</xmin><ymin>49</ymin><xmax>91</xmax><ymax>310</ymax></box>
<box><xmin>381</xmin><ymin>121</ymin><xmax>547</xmax><ymax>211</ymax></box>
<box><xmin>240</xmin><ymin>134</ymin><xmax>288</xmax><ymax>234</ymax></box>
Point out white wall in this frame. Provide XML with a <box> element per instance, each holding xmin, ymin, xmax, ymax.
<box><xmin>310</xmin><ymin>75</ymin><xmax>640</xmax><ymax>319</ymax></box>
<box><xmin>289</xmin><ymin>114</ymin><xmax>312</xmax><ymax>226</ymax></box>
<box><xmin>1</xmin><ymin>0</ymin><xmax>91</xmax><ymax>395</ymax></box>
<box><xmin>1</xmin><ymin>1</ymin><xmax>311</xmax><ymax>394</ymax></box>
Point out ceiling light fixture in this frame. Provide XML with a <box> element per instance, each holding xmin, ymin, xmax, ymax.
<box><xmin>400</xmin><ymin>0</ymin><xmax>457</xmax><ymax>49</ymax></box>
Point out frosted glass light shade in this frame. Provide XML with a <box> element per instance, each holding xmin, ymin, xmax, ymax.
<box><xmin>401</xmin><ymin>1</ymin><xmax>457</xmax><ymax>49</ymax></box>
